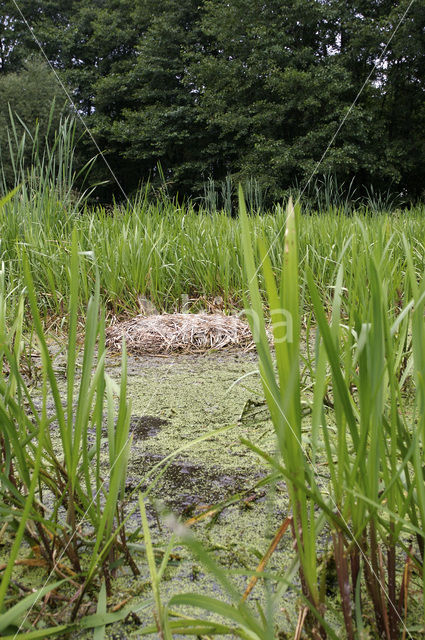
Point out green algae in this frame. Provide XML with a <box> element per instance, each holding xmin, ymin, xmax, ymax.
<box><xmin>89</xmin><ymin>353</ymin><xmax>304</xmax><ymax>638</ymax></box>
<box><xmin>119</xmin><ymin>352</ymin><xmax>277</xmax><ymax>471</ymax></box>
<box><xmin>71</xmin><ymin>350</ymin><xmax>305</xmax><ymax>638</ymax></box>
<box><xmin>7</xmin><ymin>349</ymin><xmax>327</xmax><ymax>638</ymax></box>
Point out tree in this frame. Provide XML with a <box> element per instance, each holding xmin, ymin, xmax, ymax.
<box><xmin>0</xmin><ymin>1</ymin><xmax>39</xmax><ymax>73</ymax></box>
<box><xmin>0</xmin><ymin>56</ymin><xmax>70</xmax><ymax>186</ymax></box>
<box><xmin>184</xmin><ymin>0</ymin><xmax>394</xmax><ymax>200</ymax></box>
<box><xmin>377</xmin><ymin>0</ymin><xmax>425</xmax><ymax>198</ymax></box>
<box><xmin>0</xmin><ymin>0</ymin><xmax>424</xmax><ymax>202</ymax></box>
<box><xmin>93</xmin><ymin>0</ymin><xmax>206</xmax><ymax>196</ymax></box>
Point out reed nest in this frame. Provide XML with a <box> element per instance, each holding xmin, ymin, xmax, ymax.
<box><xmin>105</xmin><ymin>313</ymin><xmax>255</xmax><ymax>355</ymax></box>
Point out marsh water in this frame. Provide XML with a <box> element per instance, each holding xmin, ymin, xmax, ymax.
<box><xmin>14</xmin><ymin>348</ymin><xmax>304</xmax><ymax>637</ymax></box>
<box><xmin>74</xmin><ymin>349</ymin><xmax>299</xmax><ymax>637</ymax></box>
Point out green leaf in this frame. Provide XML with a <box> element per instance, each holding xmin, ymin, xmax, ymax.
<box><xmin>93</xmin><ymin>580</ymin><xmax>107</xmax><ymax>640</ymax></box>
<box><xmin>0</xmin><ymin>625</ymin><xmax>72</xmax><ymax>639</ymax></box>
<box><xmin>0</xmin><ymin>581</ymin><xmax>65</xmax><ymax>633</ymax></box>
<box><xmin>168</xmin><ymin>594</ymin><xmax>262</xmax><ymax>640</ymax></box>
<box><xmin>0</xmin><ymin>186</ymin><xmax>20</xmax><ymax>210</ymax></box>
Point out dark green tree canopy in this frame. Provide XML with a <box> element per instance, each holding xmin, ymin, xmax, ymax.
<box><xmin>1</xmin><ymin>0</ymin><xmax>424</xmax><ymax>202</ymax></box>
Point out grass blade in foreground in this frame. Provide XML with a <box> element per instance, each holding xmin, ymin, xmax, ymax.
<box><xmin>0</xmin><ymin>233</ymin><xmax>138</xmax><ymax>632</ymax></box>
<box><xmin>162</xmin><ymin>190</ymin><xmax>424</xmax><ymax>638</ymax></box>
<box><xmin>240</xmin><ymin>189</ymin><xmax>323</xmax><ymax>637</ymax></box>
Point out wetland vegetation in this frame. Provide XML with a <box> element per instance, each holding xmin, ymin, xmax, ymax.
<box><xmin>1</xmin><ymin>174</ymin><xmax>425</xmax><ymax>638</ymax></box>
<box><xmin>2</xmin><ymin>2</ymin><xmax>425</xmax><ymax>635</ymax></box>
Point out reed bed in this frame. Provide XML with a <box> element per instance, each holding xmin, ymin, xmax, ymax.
<box><xmin>2</xmin><ymin>186</ymin><xmax>425</xmax><ymax>328</ymax></box>
<box><xmin>2</xmin><ymin>184</ymin><xmax>425</xmax><ymax>636</ymax></box>
<box><xmin>1</xmin><ymin>123</ymin><xmax>425</xmax><ymax>637</ymax></box>
<box><xmin>1</xmin><ymin>116</ymin><xmax>423</xmax><ymax>328</ymax></box>
<box><xmin>142</xmin><ymin>191</ymin><xmax>425</xmax><ymax>639</ymax></box>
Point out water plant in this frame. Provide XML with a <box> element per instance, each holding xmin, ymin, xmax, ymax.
<box><xmin>154</xmin><ymin>188</ymin><xmax>424</xmax><ymax>638</ymax></box>
<box><xmin>0</xmin><ymin>220</ymin><xmax>137</xmax><ymax>635</ymax></box>
<box><xmin>1</xmin><ymin>149</ymin><xmax>425</xmax><ymax>636</ymax></box>
<box><xmin>0</xmin><ymin>182</ymin><xmax>423</xmax><ymax>325</ymax></box>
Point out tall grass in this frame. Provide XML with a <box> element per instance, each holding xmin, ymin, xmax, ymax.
<box><xmin>0</xmin><ymin>214</ymin><xmax>139</xmax><ymax>635</ymax></box>
<box><xmin>0</xmin><ymin>117</ymin><xmax>421</xmax><ymax>325</ymax></box>
<box><xmin>154</xmin><ymin>189</ymin><xmax>424</xmax><ymax>638</ymax></box>
<box><xmin>2</xmin><ymin>117</ymin><xmax>425</xmax><ymax>636</ymax></box>
<box><xmin>1</xmin><ymin>184</ymin><xmax>425</xmax><ymax>326</ymax></box>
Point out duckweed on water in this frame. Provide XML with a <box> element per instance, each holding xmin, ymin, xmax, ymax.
<box><xmin>69</xmin><ymin>351</ymin><xmax>303</xmax><ymax>638</ymax></box>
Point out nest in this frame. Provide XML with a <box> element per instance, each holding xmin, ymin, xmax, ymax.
<box><xmin>105</xmin><ymin>313</ymin><xmax>255</xmax><ymax>355</ymax></box>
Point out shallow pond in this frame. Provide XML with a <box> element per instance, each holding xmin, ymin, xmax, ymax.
<box><xmin>78</xmin><ymin>350</ymin><xmax>302</xmax><ymax>638</ymax></box>
<box><xmin>10</xmin><ymin>348</ymin><xmax>318</xmax><ymax>638</ymax></box>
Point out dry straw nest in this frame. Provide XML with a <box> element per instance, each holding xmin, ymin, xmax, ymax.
<box><xmin>105</xmin><ymin>313</ymin><xmax>255</xmax><ymax>355</ymax></box>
